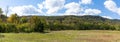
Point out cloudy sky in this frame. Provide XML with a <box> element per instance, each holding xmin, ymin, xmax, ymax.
<box><xmin>0</xmin><ymin>0</ymin><xmax>120</xmax><ymax>19</ymax></box>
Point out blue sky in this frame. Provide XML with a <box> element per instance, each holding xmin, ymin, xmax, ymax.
<box><xmin>0</xmin><ymin>0</ymin><xmax>120</xmax><ymax>19</ymax></box>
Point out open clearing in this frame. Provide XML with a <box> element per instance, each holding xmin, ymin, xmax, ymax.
<box><xmin>1</xmin><ymin>30</ymin><xmax>120</xmax><ymax>42</ymax></box>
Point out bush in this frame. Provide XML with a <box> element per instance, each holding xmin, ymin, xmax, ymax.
<box><xmin>17</xmin><ymin>23</ymin><xmax>33</xmax><ymax>33</ymax></box>
<box><xmin>0</xmin><ymin>23</ymin><xmax>4</xmax><ymax>32</ymax></box>
<box><xmin>0</xmin><ymin>23</ymin><xmax>16</xmax><ymax>33</ymax></box>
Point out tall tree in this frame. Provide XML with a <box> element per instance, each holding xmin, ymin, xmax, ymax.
<box><xmin>5</xmin><ymin>6</ymin><xmax>9</xmax><ymax>16</ymax></box>
<box><xmin>0</xmin><ymin>8</ymin><xmax>3</xmax><ymax>15</ymax></box>
<box><xmin>0</xmin><ymin>8</ymin><xmax>7</xmax><ymax>22</ymax></box>
<box><xmin>29</xmin><ymin>16</ymin><xmax>46</xmax><ymax>32</ymax></box>
<box><xmin>7</xmin><ymin>13</ymin><xmax>19</xmax><ymax>24</ymax></box>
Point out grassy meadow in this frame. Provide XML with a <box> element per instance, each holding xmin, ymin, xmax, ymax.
<box><xmin>1</xmin><ymin>30</ymin><xmax>120</xmax><ymax>42</ymax></box>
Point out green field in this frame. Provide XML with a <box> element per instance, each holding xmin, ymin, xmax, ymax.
<box><xmin>1</xmin><ymin>30</ymin><xmax>120</xmax><ymax>42</ymax></box>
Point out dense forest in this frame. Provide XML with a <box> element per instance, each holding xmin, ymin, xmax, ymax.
<box><xmin>0</xmin><ymin>8</ymin><xmax>120</xmax><ymax>33</ymax></box>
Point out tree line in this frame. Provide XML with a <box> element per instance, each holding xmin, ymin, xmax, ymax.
<box><xmin>0</xmin><ymin>8</ymin><xmax>120</xmax><ymax>33</ymax></box>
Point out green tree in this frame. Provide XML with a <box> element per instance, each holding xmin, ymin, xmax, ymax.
<box><xmin>0</xmin><ymin>8</ymin><xmax>7</xmax><ymax>22</ymax></box>
<box><xmin>20</xmin><ymin>17</ymin><xmax>28</xmax><ymax>23</ymax></box>
<box><xmin>29</xmin><ymin>16</ymin><xmax>46</xmax><ymax>32</ymax></box>
<box><xmin>0</xmin><ymin>8</ymin><xmax>3</xmax><ymax>15</ymax></box>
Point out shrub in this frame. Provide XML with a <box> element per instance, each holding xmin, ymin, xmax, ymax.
<box><xmin>17</xmin><ymin>23</ymin><xmax>33</xmax><ymax>33</ymax></box>
<box><xmin>0</xmin><ymin>23</ymin><xmax>16</xmax><ymax>33</ymax></box>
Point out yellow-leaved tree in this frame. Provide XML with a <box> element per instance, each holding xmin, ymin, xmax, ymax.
<box><xmin>7</xmin><ymin>13</ymin><xmax>19</xmax><ymax>24</ymax></box>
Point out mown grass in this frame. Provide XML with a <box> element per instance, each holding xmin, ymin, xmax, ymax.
<box><xmin>1</xmin><ymin>30</ymin><xmax>120</xmax><ymax>42</ymax></box>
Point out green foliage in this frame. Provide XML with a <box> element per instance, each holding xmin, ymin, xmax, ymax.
<box><xmin>0</xmin><ymin>8</ymin><xmax>3</xmax><ymax>14</ymax></box>
<box><xmin>0</xmin><ymin>23</ymin><xmax>16</xmax><ymax>33</ymax></box>
<box><xmin>77</xmin><ymin>23</ymin><xmax>115</xmax><ymax>30</ymax></box>
<box><xmin>19</xmin><ymin>17</ymin><xmax>28</xmax><ymax>23</ymax></box>
<box><xmin>0</xmin><ymin>8</ymin><xmax>7</xmax><ymax>22</ymax></box>
<box><xmin>17</xmin><ymin>23</ymin><xmax>32</xmax><ymax>33</ymax></box>
<box><xmin>29</xmin><ymin>16</ymin><xmax>47</xmax><ymax>32</ymax></box>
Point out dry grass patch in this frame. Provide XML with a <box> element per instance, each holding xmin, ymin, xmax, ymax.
<box><xmin>1</xmin><ymin>30</ymin><xmax>120</xmax><ymax>42</ymax></box>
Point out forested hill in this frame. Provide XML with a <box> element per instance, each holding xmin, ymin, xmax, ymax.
<box><xmin>24</xmin><ymin>15</ymin><xmax>120</xmax><ymax>24</ymax></box>
<box><xmin>22</xmin><ymin>15</ymin><xmax>120</xmax><ymax>31</ymax></box>
<box><xmin>1</xmin><ymin>14</ymin><xmax>120</xmax><ymax>33</ymax></box>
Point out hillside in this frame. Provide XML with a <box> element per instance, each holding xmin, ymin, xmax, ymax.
<box><xmin>22</xmin><ymin>15</ymin><xmax>120</xmax><ymax>30</ymax></box>
<box><xmin>1</xmin><ymin>15</ymin><xmax>120</xmax><ymax>33</ymax></box>
<box><xmin>24</xmin><ymin>15</ymin><xmax>120</xmax><ymax>23</ymax></box>
<box><xmin>31</xmin><ymin>15</ymin><xmax>120</xmax><ymax>26</ymax></box>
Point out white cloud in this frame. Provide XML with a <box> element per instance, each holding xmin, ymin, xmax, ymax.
<box><xmin>42</xmin><ymin>0</ymin><xmax>65</xmax><ymax>14</ymax></box>
<box><xmin>102</xmin><ymin>16</ymin><xmax>112</xmax><ymax>19</ymax></box>
<box><xmin>64</xmin><ymin>2</ymin><xmax>82</xmax><ymax>15</ymax></box>
<box><xmin>80</xmin><ymin>0</ymin><xmax>92</xmax><ymax>4</ymax></box>
<box><xmin>64</xmin><ymin>2</ymin><xmax>101</xmax><ymax>15</ymax></box>
<box><xmin>38</xmin><ymin>4</ymin><xmax>44</xmax><ymax>10</ymax></box>
<box><xmin>104</xmin><ymin>0</ymin><xmax>120</xmax><ymax>15</ymax></box>
<box><xmin>83</xmin><ymin>9</ymin><xmax>101</xmax><ymax>15</ymax></box>
<box><xmin>104</xmin><ymin>0</ymin><xmax>117</xmax><ymax>13</ymax></box>
<box><xmin>8</xmin><ymin>0</ymin><xmax>101</xmax><ymax>16</ymax></box>
<box><xmin>10</xmin><ymin>5</ymin><xmax>42</xmax><ymax>16</ymax></box>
